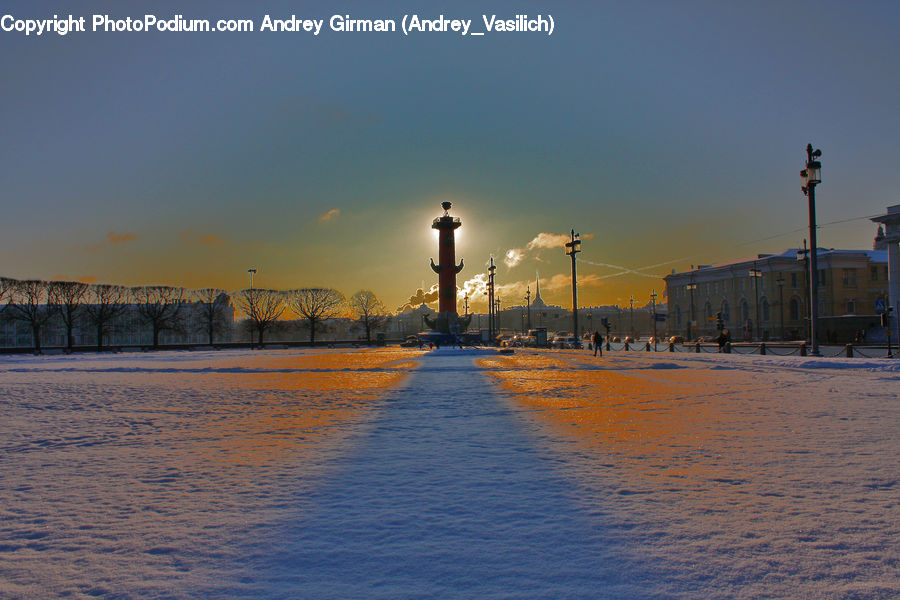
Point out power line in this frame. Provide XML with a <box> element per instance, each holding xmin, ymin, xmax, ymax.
<box><xmin>577</xmin><ymin>212</ymin><xmax>881</xmax><ymax>279</ymax></box>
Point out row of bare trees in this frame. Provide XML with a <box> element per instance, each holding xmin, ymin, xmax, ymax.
<box><xmin>233</xmin><ymin>288</ymin><xmax>389</xmax><ymax>346</ymax></box>
<box><xmin>1</xmin><ymin>277</ymin><xmax>391</xmax><ymax>351</ymax></box>
<box><xmin>0</xmin><ymin>277</ymin><xmax>232</xmax><ymax>352</ymax></box>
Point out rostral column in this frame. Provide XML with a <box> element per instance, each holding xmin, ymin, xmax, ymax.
<box><xmin>427</xmin><ymin>201</ymin><xmax>470</xmax><ymax>334</ymax></box>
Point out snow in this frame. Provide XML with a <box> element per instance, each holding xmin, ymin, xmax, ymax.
<box><xmin>1</xmin><ymin>347</ymin><xmax>898</xmax><ymax>598</ymax></box>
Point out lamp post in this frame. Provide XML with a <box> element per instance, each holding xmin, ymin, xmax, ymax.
<box><xmin>801</xmin><ymin>144</ymin><xmax>823</xmax><ymax>356</ymax></box>
<box><xmin>247</xmin><ymin>268</ymin><xmax>257</xmax><ymax>349</ymax></box>
<box><xmin>587</xmin><ymin>312</ymin><xmax>593</xmax><ymax>334</ymax></box>
<box><xmin>488</xmin><ymin>257</ymin><xmax>496</xmax><ymax>343</ymax></box>
<box><xmin>650</xmin><ymin>290</ymin><xmax>658</xmax><ymax>349</ymax></box>
<box><xmin>565</xmin><ymin>229</ymin><xmax>582</xmax><ymax>342</ymax></box>
<box><xmin>464</xmin><ymin>292</ymin><xmax>469</xmax><ymax>317</ymax></box>
<box><xmin>686</xmin><ymin>280</ymin><xmax>697</xmax><ymax>342</ymax></box>
<box><xmin>776</xmin><ymin>273</ymin><xmax>785</xmax><ymax>340</ymax></box>
<box><xmin>495</xmin><ymin>296</ymin><xmax>502</xmax><ymax>333</ymax></box>
<box><xmin>749</xmin><ymin>263</ymin><xmax>762</xmax><ymax>341</ymax></box>
<box><xmin>629</xmin><ymin>295</ymin><xmax>635</xmax><ymax>337</ymax></box>
<box><xmin>525</xmin><ymin>286</ymin><xmax>532</xmax><ymax>330</ymax></box>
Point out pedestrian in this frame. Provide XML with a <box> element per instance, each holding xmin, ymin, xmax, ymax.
<box><xmin>592</xmin><ymin>330</ymin><xmax>603</xmax><ymax>357</ymax></box>
<box><xmin>717</xmin><ymin>329</ymin><xmax>727</xmax><ymax>353</ymax></box>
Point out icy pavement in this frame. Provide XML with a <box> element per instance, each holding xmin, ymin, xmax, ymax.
<box><xmin>1</xmin><ymin>347</ymin><xmax>899</xmax><ymax>599</ymax></box>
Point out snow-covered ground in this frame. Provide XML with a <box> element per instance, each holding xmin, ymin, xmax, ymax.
<box><xmin>1</xmin><ymin>348</ymin><xmax>898</xmax><ymax>598</ymax></box>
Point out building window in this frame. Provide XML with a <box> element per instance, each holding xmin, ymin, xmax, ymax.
<box><xmin>675</xmin><ymin>305</ymin><xmax>682</xmax><ymax>326</ymax></box>
<box><xmin>762</xmin><ymin>299</ymin><xmax>770</xmax><ymax>322</ymax></box>
<box><xmin>842</xmin><ymin>268</ymin><xmax>857</xmax><ymax>288</ymax></box>
<box><xmin>846</xmin><ymin>299</ymin><xmax>856</xmax><ymax>314</ymax></box>
<box><xmin>722</xmin><ymin>300</ymin><xmax>730</xmax><ymax>323</ymax></box>
<box><xmin>705</xmin><ymin>302</ymin><xmax>712</xmax><ymax>320</ymax></box>
<box><xmin>818</xmin><ymin>269</ymin><xmax>827</xmax><ymax>286</ymax></box>
<box><xmin>740</xmin><ymin>299</ymin><xmax>749</xmax><ymax>324</ymax></box>
<box><xmin>789</xmin><ymin>298</ymin><xmax>800</xmax><ymax>321</ymax></box>
<box><xmin>871</xmin><ymin>266</ymin><xmax>878</xmax><ymax>281</ymax></box>
<box><xmin>791</xmin><ymin>272</ymin><xmax>798</xmax><ymax>288</ymax></box>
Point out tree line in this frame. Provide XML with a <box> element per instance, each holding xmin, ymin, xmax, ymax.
<box><xmin>0</xmin><ymin>277</ymin><xmax>390</xmax><ymax>353</ymax></box>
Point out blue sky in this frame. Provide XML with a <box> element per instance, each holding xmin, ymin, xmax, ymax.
<box><xmin>2</xmin><ymin>0</ymin><xmax>898</xmax><ymax>310</ymax></box>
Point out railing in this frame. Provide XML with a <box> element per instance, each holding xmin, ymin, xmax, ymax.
<box><xmin>583</xmin><ymin>340</ymin><xmax>896</xmax><ymax>358</ymax></box>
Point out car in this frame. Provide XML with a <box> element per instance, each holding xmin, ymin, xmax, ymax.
<box><xmin>611</xmin><ymin>336</ymin><xmax>621</xmax><ymax>343</ymax></box>
<box><xmin>399</xmin><ymin>335</ymin><xmax>421</xmax><ymax>348</ymax></box>
<box><xmin>668</xmin><ymin>335</ymin><xmax>685</xmax><ymax>344</ymax></box>
<box><xmin>623</xmin><ymin>336</ymin><xmax>636</xmax><ymax>343</ymax></box>
<box><xmin>551</xmin><ymin>334</ymin><xmax>578</xmax><ymax>349</ymax></box>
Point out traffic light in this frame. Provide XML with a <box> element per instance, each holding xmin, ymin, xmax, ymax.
<box><xmin>716</xmin><ymin>312</ymin><xmax>724</xmax><ymax>331</ymax></box>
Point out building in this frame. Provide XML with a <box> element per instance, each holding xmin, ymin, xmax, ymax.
<box><xmin>664</xmin><ymin>249</ymin><xmax>889</xmax><ymax>343</ymax></box>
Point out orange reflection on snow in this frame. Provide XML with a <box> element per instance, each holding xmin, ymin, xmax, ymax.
<box><xmin>479</xmin><ymin>352</ymin><xmax>772</xmax><ymax>491</ymax></box>
<box><xmin>178</xmin><ymin>349</ymin><xmax>424</xmax><ymax>467</ymax></box>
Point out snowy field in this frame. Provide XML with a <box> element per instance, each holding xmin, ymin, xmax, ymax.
<box><xmin>1</xmin><ymin>347</ymin><xmax>898</xmax><ymax>599</ymax></box>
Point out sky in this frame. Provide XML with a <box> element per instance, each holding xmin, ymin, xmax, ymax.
<box><xmin>2</xmin><ymin>0</ymin><xmax>899</xmax><ymax>313</ymax></box>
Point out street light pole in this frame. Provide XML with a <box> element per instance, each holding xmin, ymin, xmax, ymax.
<box><xmin>565</xmin><ymin>230</ymin><xmax>582</xmax><ymax>342</ymax></box>
<box><xmin>650</xmin><ymin>290</ymin><xmax>658</xmax><ymax>349</ymax></box>
<box><xmin>776</xmin><ymin>273</ymin><xmax>785</xmax><ymax>340</ymax></box>
<box><xmin>801</xmin><ymin>144</ymin><xmax>823</xmax><ymax>356</ymax></box>
<box><xmin>749</xmin><ymin>262</ymin><xmax>762</xmax><ymax>341</ymax></box>
<box><xmin>488</xmin><ymin>257</ymin><xmax>496</xmax><ymax>344</ymax></box>
<box><xmin>525</xmin><ymin>286</ymin><xmax>532</xmax><ymax>330</ymax></box>
<box><xmin>629</xmin><ymin>295</ymin><xmax>635</xmax><ymax>337</ymax></box>
<box><xmin>686</xmin><ymin>278</ymin><xmax>697</xmax><ymax>342</ymax></box>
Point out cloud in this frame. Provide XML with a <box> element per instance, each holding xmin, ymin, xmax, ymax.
<box><xmin>87</xmin><ymin>231</ymin><xmax>139</xmax><ymax>251</ymax></box>
<box><xmin>504</xmin><ymin>248</ymin><xmax>524</xmax><ymax>268</ymax></box>
<box><xmin>503</xmin><ymin>232</ymin><xmax>596</xmax><ymax>269</ymax></box>
<box><xmin>318</xmin><ymin>208</ymin><xmax>340</xmax><ymax>222</ymax></box>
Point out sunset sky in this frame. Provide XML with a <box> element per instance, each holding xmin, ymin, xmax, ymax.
<box><xmin>2</xmin><ymin>0</ymin><xmax>899</xmax><ymax>312</ymax></box>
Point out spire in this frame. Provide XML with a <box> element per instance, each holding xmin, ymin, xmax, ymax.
<box><xmin>532</xmin><ymin>272</ymin><xmax>547</xmax><ymax>308</ymax></box>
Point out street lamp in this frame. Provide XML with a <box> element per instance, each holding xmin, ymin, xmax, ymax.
<box><xmin>749</xmin><ymin>263</ymin><xmax>762</xmax><ymax>341</ymax></box>
<box><xmin>565</xmin><ymin>230</ymin><xmax>582</xmax><ymax>341</ymax></box>
<box><xmin>686</xmin><ymin>280</ymin><xmax>697</xmax><ymax>342</ymax></box>
<box><xmin>801</xmin><ymin>143</ymin><xmax>823</xmax><ymax>356</ymax></box>
<box><xmin>650</xmin><ymin>290</ymin><xmax>658</xmax><ymax>349</ymax></box>
<box><xmin>629</xmin><ymin>295</ymin><xmax>635</xmax><ymax>336</ymax></box>
<box><xmin>776</xmin><ymin>273</ymin><xmax>785</xmax><ymax>340</ymax></box>
<box><xmin>488</xmin><ymin>257</ymin><xmax>496</xmax><ymax>343</ymax></box>
<box><xmin>525</xmin><ymin>286</ymin><xmax>532</xmax><ymax>330</ymax></box>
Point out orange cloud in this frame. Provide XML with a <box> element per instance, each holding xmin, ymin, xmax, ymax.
<box><xmin>87</xmin><ymin>231</ymin><xmax>139</xmax><ymax>251</ymax></box>
<box><xmin>504</xmin><ymin>232</ymin><xmax>596</xmax><ymax>267</ymax></box>
<box><xmin>318</xmin><ymin>208</ymin><xmax>340</xmax><ymax>222</ymax></box>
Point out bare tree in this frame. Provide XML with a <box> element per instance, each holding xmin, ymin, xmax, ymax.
<box><xmin>193</xmin><ymin>288</ymin><xmax>232</xmax><ymax>345</ymax></box>
<box><xmin>234</xmin><ymin>288</ymin><xmax>285</xmax><ymax>347</ymax></box>
<box><xmin>288</xmin><ymin>288</ymin><xmax>345</xmax><ymax>345</ymax></box>
<box><xmin>5</xmin><ymin>280</ymin><xmax>53</xmax><ymax>353</ymax></box>
<box><xmin>0</xmin><ymin>277</ymin><xmax>15</xmax><ymax>325</ymax></box>
<box><xmin>84</xmin><ymin>284</ymin><xmax>129</xmax><ymax>351</ymax></box>
<box><xmin>133</xmin><ymin>286</ymin><xmax>187</xmax><ymax>348</ymax></box>
<box><xmin>48</xmin><ymin>280</ymin><xmax>89</xmax><ymax>351</ymax></box>
<box><xmin>348</xmin><ymin>290</ymin><xmax>390</xmax><ymax>345</ymax></box>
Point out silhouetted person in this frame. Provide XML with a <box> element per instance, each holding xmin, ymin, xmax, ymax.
<box><xmin>592</xmin><ymin>330</ymin><xmax>603</xmax><ymax>357</ymax></box>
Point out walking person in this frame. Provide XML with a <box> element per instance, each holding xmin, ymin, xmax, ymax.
<box><xmin>592</xmin><ymin>330</ymin><xmax>603</xmax><ymax>357</ymax></box>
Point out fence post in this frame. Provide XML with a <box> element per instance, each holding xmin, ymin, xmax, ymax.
<box><xmin>669</xmin><ymin>342</ymin><xmax>675</xmax><ymax>352</ymax></box>
<box><xmin>695</xmin><ymin>342</ymin><xmax>701</xmax><ymax>353</ymax></box>
<box><xmin>845</xmin><ymin>344</ymin><xmax>853</xmax><ymax>358</ymax></box>
<box><xmin>760</xmin><ymin>342</ymin><xmax>766</xmax><ymax>356</ymax></box>
<box><xmin>724</xmin><ymin>342</ymin><xmax>731</xmax><ymax>354</ymax></box>
<box><xmin>800</xmin><ymin>342</ymin><xmax>807</xmax><ymax>357</ymax></box>
<box><xmin>624</xmin><ymin>341</ymin><xmax>630</xmax><ymax>351</ymax></box>
<box><xmin>645</xmin><ymin>342</ymin><xmax>651</xmax><ymax>351</ymax></box>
